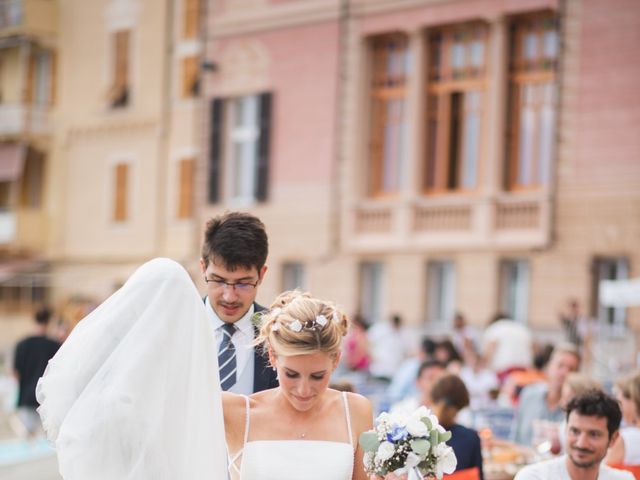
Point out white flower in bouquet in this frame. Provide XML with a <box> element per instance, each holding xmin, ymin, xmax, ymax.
<box><xmin>433</xmin><ymin>443</ymin><xmax>457</xmax><ymax>479</ymax></box>
<box><xmin>359</xmin><ymin>407</ymin><xmax>457</xmax><ymax>480</ymax></box>
<box><xmin>376</xmin><ymin>441</ymin><xmax>396</xmax><ymax>462</ymax></box>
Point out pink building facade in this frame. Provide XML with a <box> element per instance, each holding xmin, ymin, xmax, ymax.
<box><xmin>200</xmin><ymin>0</ymin><xmax>640</xmax><ymax>362</ymax></box>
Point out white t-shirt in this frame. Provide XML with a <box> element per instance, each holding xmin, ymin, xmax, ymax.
<box><xmin>483</xmin><ymin>320</ymin><xmax>532</xmax><ymax>372</ymax></box>
<box><xmin>459</xmin><ymin>366</ymin><xmax>499</xmax><ymax>410</ymax></box>
<box><xmin>514</xmin><ymin>456</ymin><xmax>634</xmax><ymax>480</ymax></box>
<box><xmin>620</xmin><ymin>426</ymin><xmax>640</xmax><ymax>465</ymax></box>
<box><xmin>368</xmin><ymin>323</ymin><xmax>406</xmax><ymax>379</ymax></box>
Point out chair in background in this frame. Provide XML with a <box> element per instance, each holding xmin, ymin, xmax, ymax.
<box><xmin>443</xmin><ymin>467</ymin><xmax>481</xmax><ymax>480</ymax></box>
<box><xmin>609</xmin><ymin>464</ymin><xmax>640</xmax><ymax>479</ymax></box>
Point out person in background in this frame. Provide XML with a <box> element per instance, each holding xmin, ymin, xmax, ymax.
<box><xmin>482</xmin><ymin>313</ymin><xmax>533</xmax><ymax>383</ymax></box>
<box><xmin>12</xmin><ymin>306</ymin><xmax>62</xmax><ymax>437</ymax></box>
<box><xmin>459</xmin><ymin>346</ymin><xmax>499</xmax><ymax>411</ymax></box>
<box><xmin>451</xmin><ymin>311</ymin><xmax>479</xmax><ymax>355</ymax></box>
<box><xmin>433</xmin><ymin>339</ymin><xmax>463</xmax><ymax>372</ymax></box>
<box><xmin>500</xmin><ymin>344</ymin><xmax>554</xmax><ymax>406</ymax></box>
<box><xmin>368</xmin><ymin>314</ymin><xmax>408</xmax><ymax>382</ymax></box>
<box><xmin>606</xmin><ymin>370</ymin><xmax>640</xmax><ymax>466</ymax></box>
<box><xmin>343</xmin><ymin>314</ymin><xmax>370</xmax><ymax>372</ymax></box>
<box><xmin>386</xmin><ymin>337</ymin><xmax>437</xmax><ymax>405</ymax></box>
<box><xmin>431</xmin><ymin>374</ymin><xmax>484</xmax><ymax>479</ymax></box>
<box><xmin>390</xmin><ymin>359</ymin><xmax>446</xmax><ymax>415</ymax></box>
<box><xmin>559</xmin><ymin>298</ymin><xmax>588</xmax><ymax>348</ymax></box>
<box><xmin>557</xmin><ymin>373</ymin><xmax>603</xmax><ymax>453</ymax></box>
<box><xmin>512</xmin><ymin>343</ymin><xmax>581</xmax><ymax>446</ymax></box>
<box><xmin>514</xmin><ymin>390</ymin><xmax>633</xmax><ymax>480</ymax></box>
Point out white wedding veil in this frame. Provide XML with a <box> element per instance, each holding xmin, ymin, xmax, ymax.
<box><xmin>36</xmin><ymin>258</ymin><xmax>227</xmax><ymax>480</ymax></box>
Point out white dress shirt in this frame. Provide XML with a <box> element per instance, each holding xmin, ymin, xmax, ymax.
<box><xmin>205</xmin><ymin>297</ymin><xmax>255</xmax><ymax>395</ymax></box>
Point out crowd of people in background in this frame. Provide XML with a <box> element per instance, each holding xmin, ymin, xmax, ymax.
<box><xmin>339</xmin><ymin>308</ymin><xmax>640</xmax><ymax>479</ymax></box>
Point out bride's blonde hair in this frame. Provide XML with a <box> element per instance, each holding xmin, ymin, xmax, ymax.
<box><xmin>256</xmin><ymin>290</ymin><xmax>349</xmax><ymax>358</ymax></box>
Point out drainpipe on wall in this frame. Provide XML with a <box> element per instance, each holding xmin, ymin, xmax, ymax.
<box><xmin>155</xmin><ymin>0</ymin><xmax>175</xmax><ymax>256</ymax></box>
<box><xmin>193</xmin><ymin>0</ymin><xmax>211</xmax><ymax>267</ymax></box>
<box><xmin>327</xmin><ymin>0</ymin><xmax>350</xmax><ymax>260</ymax></box>
<box><xmin>540</xmin><ymin>0</ymin><xmax>568</xmax><ymax>254</ymax></box>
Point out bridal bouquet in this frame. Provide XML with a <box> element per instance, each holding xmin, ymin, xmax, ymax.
<box><xmin>359</xmin><ymin>406</ymin><xmax>457</xmax><ymax>480</ymax></box>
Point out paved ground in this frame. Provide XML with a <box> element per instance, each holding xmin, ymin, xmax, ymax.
<box><xmin>1</xmin><ymin>455</ymin><xmax>60</xmax><ymax>480</ymax></box>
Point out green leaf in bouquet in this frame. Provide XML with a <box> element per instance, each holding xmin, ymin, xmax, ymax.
<box><xmin>430</xmin><ymin>429</ymin><xmax>438</xmax><ymax>447</ymax></box>
<box><xmin>359</xmin><ymin>431</ymin><xmax>380</xmax><ymax>452</ymax></box>
<box><xmin>410</xmin><ymin>438</ymin><xmax>430</xmax><ymax>456</ymax></box>
<box><xmin>438</xmin><ymin>430</ymin><xmax>452</xmax><ymax>443</ymax></box>
<box><xmin>421</xmin><ymin>416</ymin><xmax>433</xmax><ymax>430</ymax></box>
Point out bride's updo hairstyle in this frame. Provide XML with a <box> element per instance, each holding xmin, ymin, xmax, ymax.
<box><xmin>256</xmin><ymin>290</ymin><xmax>349</xmax><ymax>359</ymax></box>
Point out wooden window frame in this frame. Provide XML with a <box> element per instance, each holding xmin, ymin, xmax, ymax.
<box><xmin>424</xmin><ymin>22</ymin><xmax>488</xmax><ymax>195</ymax></box>
<box><xmin>368</xmin><ymin>33</ymin><xmax>408</xmax><ymax>198</ymax></box>
<box><xmin>208</xmin><ymin>93</ymin><xmax>272</xmax><ymax>204</ymax></box>
<box><xmin>506</xmin><ymin>12</ymin><xmax>558</xmax><ymax>191</ymax></box>
<box><xmin>426</xmin><ymin>260</ymin><xmax>456</xmax><ymax>326</ymax></box>
<box><xmin>498</xmin><ymin>258</ymin><xmax>530</xmax><ymax>324</ymax></box>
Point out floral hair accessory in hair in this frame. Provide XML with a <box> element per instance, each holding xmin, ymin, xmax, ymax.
<box><xmin>332</xmin><ymin>311</ymin><xmax>340</xmax><ymax>324</ymax></box>
<box><xmin>315</xmin><ymin>315</ymin><xmax>328</xmax><ymax>327</ymax></box>
<box><xmin>271</xmin><ymin>307</ymin><xmax>283</xmax><ymax>317</ymax></box>
<box><xmin>271</xmin><ymin>321</ymin><xmax>280</xmax><ymax>332</ymax></box>
<box><xmin>289</xmin><ymin>320</ymin><xmax>303</xmax><ymax>332</ymax></box>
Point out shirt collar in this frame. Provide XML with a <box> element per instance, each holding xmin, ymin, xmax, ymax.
<box><xmin>205</xmin><ymin>296</ymin><xmax>255</xmax><ymax>337</ymax></box>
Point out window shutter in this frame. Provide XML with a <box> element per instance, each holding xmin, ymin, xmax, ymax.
<box><xmin>177</xmin><ymin>158</ymin><xmax>194</xmax><ymax>218</ymax></box>
<box><xmin>208</xmin><ymin>98</ymin><xmax>223</xmax><ymax>203</ymax></box>
<box><xmin>255</xmin><ymin>92</ymin><xmax>272</xmax><ymax>202</ymax></box>
<box><xmin>114</xmin><ymin>163</ymin><xmax>129</xmax><ymax>221</ymax></box>
<box><xmin>24</xmin><ymin>52</ymin><xmax>36</xmax><ymax>103</ymax></box>
<box><xmin>110</xmin><ymin>30</ymin><xmax>130</xmax><ymax>107</ymax></box>
<box><xmin>49</xmin><ymin>51</ymin><xmax>57</xmax><ymax>105</ymax></box>
<box><xmin>181</xmin><ymin>56</ymin><xmax>198</xmax><ymax>98</ymax></box>
<box><xmin>184</xmin><ymin>0</ymin><xmax>199</xmax><ymax>39</ymax></box>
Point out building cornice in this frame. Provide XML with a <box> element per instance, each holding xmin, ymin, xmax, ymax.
<box><xmin>65</xmin><ymin>117</ymin><xmax>159</xmax><ymax>142</ymax></box>
<box><xmin>209</xmin><ymin>0</ymin><xmax>341</xmax><ymax>39</ymax></box>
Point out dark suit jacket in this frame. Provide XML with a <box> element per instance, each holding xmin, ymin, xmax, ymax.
<box><xmin>205</xmin><ymin>298</ymin><xmax>279</xmax><ymax>393</ymax></box>
<box><xmin>252</xmin><ymin>303</ymin><xmax>279</xmax><ymax>393</ymax></box>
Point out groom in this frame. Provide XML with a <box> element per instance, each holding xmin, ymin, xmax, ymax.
<box><xmin>200</xmin><ymin>211</ymin><xmax>279</xmax><ymax>394</ymax></box>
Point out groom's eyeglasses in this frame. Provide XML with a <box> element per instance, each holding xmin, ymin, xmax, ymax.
<box><xmin>204</xmin><ymin>277</ymin><xmax>258</xmax><ymax>292</ymax></box>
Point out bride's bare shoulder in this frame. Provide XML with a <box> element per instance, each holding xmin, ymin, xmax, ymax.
<box><xmin>344</xmin><ymin>392</ymin><xmax>373</xmax><ymax>427</ymax></box>
<box><xmin>222</xmin><ymin>392</ymin><xmax>248</xmax><ymax>417</ymax></box>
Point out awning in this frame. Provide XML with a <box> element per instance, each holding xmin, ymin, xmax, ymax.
<box><xmin>0</xmin><ymin>258</ymin><xmax>49</xmax><ymax>284</ymax></box>
<box><xmin>600</xmin><ymin>278</ymin><xmax>640</xmax><ymax>307</ymax></box>
<box><xmin>0</xmin><ymin>143</ymin><xmax>26</xmax><ymax>182</ymax></box>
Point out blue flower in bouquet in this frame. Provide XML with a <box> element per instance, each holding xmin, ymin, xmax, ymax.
<box><xmin>388</xmin><ymin>426</ymin><xmax>409</xmax><ymax>442</ymax></box>
<box><xmin>359</xmin><ymin>407</ymin><xmax>457</xmax><ymax>480</ymax></box>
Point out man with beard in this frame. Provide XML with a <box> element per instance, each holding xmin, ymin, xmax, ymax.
<box><xmin>200</xmin><ymin>212</ymin><xmax>278</xmax><ymax>394</ymax></box>
<box><xmin>515</xmin><ymin>389</ymin><xmax>633</xmax><ymax>480</ymax></box>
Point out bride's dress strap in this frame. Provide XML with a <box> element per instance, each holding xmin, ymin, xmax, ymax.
<box><xmin>341</xmin><ymin>391</ymin><xmax>353</xmax><ymax>447</ymax></box>
<box><xmin>228</xmin><ymin>395</ymin><xmax>251</xmax><ymax>475</ymax></box>
<box><xmin>242</xmin><ymin>394</ymin><xmax>251</xmax><ymax>445</ymax></box>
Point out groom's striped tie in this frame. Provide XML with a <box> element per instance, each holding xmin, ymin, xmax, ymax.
<box><xmin>218</xmin><ymin>323</ymin><xmax>237</xmax><ymax>391</ymax></box>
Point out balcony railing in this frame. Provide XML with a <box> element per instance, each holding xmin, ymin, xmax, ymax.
<box><xmin>347</xmin><ymin>192</ymin><xmax>551</xmax><ymax>252</ymax></box>
<box><xmin>0</xmin><ymin>103</ymin><xmax>51</xmax><ymax>136</ymax></box>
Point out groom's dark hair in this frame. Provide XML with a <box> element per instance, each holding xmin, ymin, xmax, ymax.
<box><xmin>201</xmin><ymin>211</ymin><xmax>269</xmax><ymax>272</ymax></box>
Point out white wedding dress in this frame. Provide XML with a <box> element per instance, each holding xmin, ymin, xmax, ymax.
<box><xmin>229</xmin><ymin>393</ymin><xmax>354</xmax><ymax>480</ymax></box>
<box><xmin>36</xmin><ymin>258</ymin><xmax>228</xmax><ymax>479</ymax></box>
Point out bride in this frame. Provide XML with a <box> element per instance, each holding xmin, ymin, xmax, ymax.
<box><xmin>224</xmin><ymin>290</ymin><xmax>372</xmax><ymax>480</ymax></box>
<box><xmin>36</xmin><ymin>258</ymin><xmax>372</xmax><ymax>480</ymax></box>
